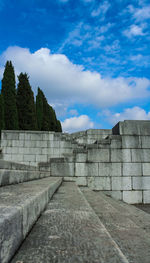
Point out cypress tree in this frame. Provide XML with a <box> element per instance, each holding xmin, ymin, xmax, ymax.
<box><xmin>1</xmin><ymin>61</ymin><xmax>18</xmax><ymax>130</ymax></box>
<box><xmin>36</xmin><ymin>87</ymin><xmax>44</xmax><ymax>130</ymax></box>
<box><xmin>56</xmin><ymin>120</ymin><xmax>62</xmax><ymax>132</ymax></box>
<box><xmin>17</xmin><ymin>73</ymin><xmax>37</xmax><ymax>130</ymax></box>
<box><xmin>0</xmin><ymin>94</ymin><xmax>5</xmax><ymax>133</ymax></box>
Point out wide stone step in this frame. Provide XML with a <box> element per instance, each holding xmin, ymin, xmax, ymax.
<box><xmin>11</xmin><ymin>182</ymin><xmax>128</xmax><ymax>263</ymax></box>
<box><xmin>0</xmin><ymin>177</ymin><xmax>62</xmax><ymax>263</ymax></box>
<box><xmin>81</xmin><ymin>188</ymin><xmax>150</xmax><ymax>263</ymax></box>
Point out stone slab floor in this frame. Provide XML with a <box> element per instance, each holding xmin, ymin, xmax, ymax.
<box><xmin>11</xmin><ymin>183</ymin><xmax>150</xmax><ymax>263</ymax></box>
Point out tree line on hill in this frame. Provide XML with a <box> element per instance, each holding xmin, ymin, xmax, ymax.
<box><xmin>0</xmin><ymin>61</ymin><xmax>62</xmax><ymax>133</ymax></box>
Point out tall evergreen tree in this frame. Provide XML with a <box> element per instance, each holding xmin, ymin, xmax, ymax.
<box><xmin>56</xmin><ymin>120</ymin><xmax>62</xmax><ymax>132</ymax></box>
<box><xmin>1</xmin><ymin>61</ymin><xmax>18</xmax><ymax>130</ymax></box>
<box><xmin>36</xmin><ymin>87</ymin><xmax>44</xmax><ymax>130</ymax></box>
<box><xmin>0</xmin><ymin>94</ymin><xmax>5</xmax><ymax>133</ymax></box>
<box><xmin>17</xmin><ymin>73</ymin><xmax>37</xmax><ymax>130</ymax></box>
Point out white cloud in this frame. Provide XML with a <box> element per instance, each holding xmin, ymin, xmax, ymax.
<box><xmin>61</xmin><ymin>115</ymin><xmax>94</xmax><ymax>133</ymax></box>
<box><xmin>129</xmin><ymin>5</ymin><xmax>150</xmax><ymax>21</ymax></box>
<box><xmin>91</xmin><ymin>1</ymin><xmax>110</xmax><ymax>17</ymax></box>
<box><xmin>0</xmin><ymin>46</ymin><xmax>150</xmax><ymax>109</ymax></box>
<box><xmin>104</xmin><ymin>107</ymin><xmax>150</xmax><ymax>125</ymax></box>
<box><xmin>123</xmin><ymin>24</ymin><xmax>145</xmax><ymax>38</ymax></box>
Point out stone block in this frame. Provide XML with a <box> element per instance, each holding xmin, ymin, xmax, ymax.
<box><xmin>99</xmin><ymin>163</ymin><xmax>121</xmax><ymax>177</ymax></box>
<box><xmin>36</xmin><ymin>155</ymin><xmax>48</xmax><ymax>163</ymax></box>
<box><xmin>11</xmin><ymin>154</ymin><xmax>23</xmax><ymax>162</ymax></box>
<box><xmin>111</xmin><ymin>190</ymin><xmax>122</xmax><ymax>201</ymax></box>
<box><xmin>143</xmin><ymin>163</ymin><xmax>150</xmax><ymax>176</ymax></box>
<box><xmin>24</xmin><ymin>155</ymin><xmax>36</xmax><ymax>163</ymax></box>
<box><xmin>123</xmin><ymin>163</ymin><xmax>142</xmax><ymax>176</ymax></box>
<box><xmin>88</xmin><ymin>149</ymin><xmax>110</xmax><ymax>162</ymax></box>
<box><xmin>75</xmin><ymin>153</ymin><xmax>87</xmax><ymax>162</ymax></box>
<box><xmin>3</xmin><ymin>154</ymin><xmax>12</xmax><ymax>161</ymax></box>
<box><xmin>141</xmin><ymin>136</ymin><xmax>150</xmax><ymax>148</ymax></box>
<box><xmin>132</xmin><ymin>176</ymin><xmax>150</xmax><ymax>190</ymax></box>
<box><xmin>122</xmin><ymin>136</ymin><xmax>141</xmax><ymax>148</ymax></box>
<box><xmin>111</xmin><ymin>149</ymin><xmax>131</xmax><ymax>162</ymax></box>
<box><xmin>41</xmin><ymin>148</ymin><xmax>54</xmax><ymax>155</ymax></box>
<box><xmin>110</xmin><ymin>139</ymin><xmax>122</xmax><ymax>149</ymax></box>
<box><xmin>75</xmin><ymin>163</ymin><xmax>98</xmax><ymax>177</ymax></box>
<box><xmin>131</xmin><ymin>149</ymin><xmax>150</xmax><ymax>162</ymax></box>
<box><xmin>63</xmin><ymin>177</ymin><xmax>76</xmax><ymax>182</ymax></box>
<box><xmin>30</xmin><ymin>133</ymin><xmax>43</xmax><ymax>141</ymax></box>
<box><xmin>48</xmin><ymin>141</ymin><xmax>60</xmax><ymax>148</ymax></box>
<box><xmin>12</xmin><ymin>140</ymin><xmax>24</xmax><ymax>147</ymax></box>
<box><xmin>123</xmin><ymin>190</ymin><xmax>142</xmax><ymax>204</ymax></box>
<box><xmin>4</xmin><ymin>132</ymin><xmax>19</xmax><ymax>140</ymax></box>
<box><xmin>88</xmin><ymin>176</ymin><xmax>111</xmax><ymax>190</ymax></box>
<box><xmin>76</xmin><ymin>177</ymin><xmax>87</xmax><ymax>186</ymax></box>
<box><xmin>53</xmin><ymin>148</ymin><xmax>61</xmax><ymax>156</ymax></box>
<box><xmin>143</xmin><ymin>191</ymin><xmax>150</xmax><ymax>203</ymax></box>
<box><xmin>112</xmin><ymin>177</ymin><xmax>132</xmax><ymax>190</ymax></box>
<box><xmin>24</xmin><ymin>141</ymin><xmax>36</xmax><ymax>147</ymax></box>
<box><xmin>19</xmin><ymin>133</ymin><xmax>25</xmax><ymax>140</ymax></box>
<box><xmin>113</xmin><ymin>120</ymin><xmax>150</xmax><ymax>135</ymax></box>
<box><xmin>35</xmin><ymin>140</ymin><xmax>47</xmax><ymax>148</ymax></box>
<box><xmin>51</xmin><ymin>162</ymin><xmax>74</xmax><ymax>177</ymax></box>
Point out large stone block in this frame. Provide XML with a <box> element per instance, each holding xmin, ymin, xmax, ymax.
<box><xmin>141</xmin><ymin>136</ymin><xmax>150</xmax><ymax>148</ymax></box>
<box><xmin>24</xmin><ymin>140</ymin><xmax>36</xmax><ymax>147</ymax></box>
<box><xmin>24</xmin><ymin>154</ymin><xmax>36</xmax><ymax>163</ymax></box>
<box><xmin>143</xmin><ymin>191</ymin><xmax>150</xmax><ymax>203</ymax></box>
<box><xmin>36</xmin><ymin>155</ymin><xmax>48</xmax><ymax>163</ymax></box>
<box><xmin>88</xmin><ymin>149</ymin><xmax>110</xmax><ymax>162</ymax></box>
<box><xmin>123</xmin><ymin>190</ymin><xmax>142</xmax><ymax>204</ymax></box>
<box><xmin>132</xmin><ymin>176</ymin><xmax>150</xmax><ymax>190</ymax></box>
<box><xmin>75</xmin><ymin>152</ymin><xmax>87</xmax><ymax>162</ymax></box>
<box><xmin>142</xmin><ymin>163</ymin><xmax>150</xmax><ymax>176</ymax></box>
<box><xmin>75</xmin><ymin>163</ymin><xmax>98</xmax><ymax>177</ymax></box>
<box><xmin>111</xmin><ymin>149</ymin><xmax>131</xmax><ymax>162</ymax></box>
<box><xmin>35</xmin><ymin>140</ymin><xmax>47</xmax><ymax>148</ymax></box>
<box><xmin>12</xmin><ymin>140</ymin><xmax>24</xmax><ymax>147</ymax></box>
<box><xmin>131</xmin><ymin>149</ymin><xmax>150</xmax><ymax>162</ymax></box>
<box><xmin>112</xmin><ymin>177</ymin><xmax>132</xmax><ymax>190</ymax></box>
<box><xmin>123</xmin><ymin>163</ymin><xmax>142</xmax><ymax>176</ymax></box>
<box><xmin>11</xmin><ymin>154</ymin><xmax>23</xmax><ymax>162</ymax></box>
<box><xmin>122</xmin><ymin>136</ymin><xmax>141</xmax><ymax>148</ymax></box>
<box><xmin>112</xmin><ymin>120</ymin><xmax>150</xmax><ymax>135</ymax></box>
<box><xmin>99</xmin><ymin>163</ymin><xmax>121</xmax><ymax>177</ymax></box>
<box><xmin>51</xmin><ymin>162</ymin><xmax>74</xmax><ymax>177</ymax></box>
<box><xmin>88</xmin><ymin>176</ymin><xmax>111</xmax><ymax>190</ymax></box>
<box><xmin>76</xmin><ymin>177</ymin><xmax>87</xmax><ymax>186</ymax></box>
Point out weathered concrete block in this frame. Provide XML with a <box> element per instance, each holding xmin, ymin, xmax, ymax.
<box><xmin>35</xmin><ymin>140</ymin><xmax>47</xmax><ymax>148</ymax></box>
<box><xmin>75</xmin><ymin>152</ymin><xmax>87</xmax><ymax>162</ymax></box>
<box><xmin>24</xmin><ymin>141</ymin><xmax>36</xmax><ymax>148</ymax></box>
<box><xmin>122</xmin><ymin>136</ymin><xmax>141</xmax><ymax>148</ymax></box>
<box><xmin>113</xmin><ymin>120</ymin><xmax>150</xmax><ymax>135</ymax></box>
<box><xmin>131</xmin><ymin>149</ymin><xmax>150</xmax><ymax>162</ymax></box>
<box><xmin>88</xmin><ymin>176</ymin><xmax>111</xmax><ymax>190</ymax></box>
<box><xmin>110</xmin><ymin>139</ymin><xmax>122</xmax><ymax>149</ymax></box>
<box><xmin>41</xmin><ymin>148</ymin><xmax>54</xmax><ymax>155</ymax></box>
<box><xmin>133</xmin><ymin>177</ymin><xmax>150</xmax><ymax>190</ymax></box>
<box><xmin>123</xmin><ymin>190</ymin><xmax>142</xmax><ymax>204</ymax></box>
<box><xmin>112</xmin><ymin>177</ymin><xmax>132</xmax><ymax>190</ymax></box>
<box><xmin>30</xmin><ymin>133</ymin><xmax>43</xmax><ymax>141</ymax></box>
<box><xmin>141</xmin><ymin>136</ymin><xmax>150</xmax><ymax>148</ymax></box>
<box><xmin>88</xmin><ymin>149</ymin><xmax>110</xmax><ymax>162</ymax></box>
<box><xmin>19</xmin><ymin>133</ymin><xmax>25</xmax><ymax>140</ymax></box>
<box><xmin>36</xmin><ymin>155</ymin><xmax>48</xmax><ymax>163</ymax></box>
<box><xmin>24</xmin><ymin>155</ymin><xmax>36</xmax><ymax>163</ymax></box>
<box><xmin>99</xmin><ymin>163</ymin><xmax>121</xmax><ymax>177</ymax></box>
<box><xmin>75</xmin><ymin>163</ymin><xmax>98</xmax><ymax>177</ymax></box>
<box><xmin>123</xmin><ymin>163</ymin><xmax>142</xmax><ymax>176</ymax></box>
<box><xmin>51</xmin><ymin>162</ymin><xmax>74</xmax><ymax>176</ymax></box>
<box><xmin>48</xmin><ymin>141</ymin><xmax>60</xmax><ymax>148</ymax></box>
<box><xmin>143</xmin><ymin>191</ymin><xmax>150</xmax><ymax>203</ymax></box>
<box><xmin>12</xmin><ymin>140</ymin><xmax>24</xmax><ymax>147</ymax></box>
<box><xmin>76</xmin><ymin>177</ymin><xmax>87</xmax><ymax>186</ymax></box>
<box><xmin>11</xmin><ymin>154</ymin><xmax>23</xmax><ymax>162</ymax></box>
<box><xmin>111</xmin><ymin>149</ymin><xmax>131</xmax><ymax>162</ymax></box>
<box><xmin>143</xmin><ymin>163</ymin><xmax>150</xmax><ymax>176</ymax></box>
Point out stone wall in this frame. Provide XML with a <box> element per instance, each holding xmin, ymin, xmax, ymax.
<box><xmin>1</xmin><ymin>120</ymin><xmax>150</xmax><ymax>204</ymax></box>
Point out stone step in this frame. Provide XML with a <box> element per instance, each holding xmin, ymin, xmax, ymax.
<box><xmin>0</xmin><ymin>177</ymin><xmax>62</xmax><ymax>263</ymax></box>
<box><xmin>81</xmin><ymin>188</ymin><xmax>150</xmax><ymax>263</ymax></box>
<box><xmin>0</xmin><ymin>160</ymin><xmax>50</xmax><ymax>187</ymax></box>
<box><xmin>11</xmin><ymin>182</ymin><xmax>129</xmax><ymax>263</ymax></box>
<box><xmin>98</xmin><ymin>191</ymin><xmax>150</xmax><ymax>233</ymax></box>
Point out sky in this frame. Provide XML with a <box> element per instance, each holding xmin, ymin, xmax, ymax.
<box><xmin>0</xmin><ymin>0</ymin><xmax>150</xmax><ymax>133</ymax></box>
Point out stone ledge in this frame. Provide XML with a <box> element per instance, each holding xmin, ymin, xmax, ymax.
<box><xmin>0</xmin><ymin>177</ymin><xmax>62</xmax><ymax>263</ymax></box>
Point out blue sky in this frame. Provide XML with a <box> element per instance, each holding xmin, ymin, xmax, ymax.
<box><xmin>0</xmin><ymin>0</ymin><xmax>150</xmax><ymax>132</ymax></box>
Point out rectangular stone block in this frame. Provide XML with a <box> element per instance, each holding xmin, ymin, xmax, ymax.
<box><xmin>123</xmin><ymin>163</ymin><xmax>142</xmax><ymax>176</ymax></box>
<box><xmin>36</xmin><ymin>155</ymin><xmax>48</xmax><ymax>163</ymax></box>
<box><xmin>111</xmin><ymin>149</ymin><xmax>131</xmax><ymax>162</ymax></box>
<box><xmin>111</xmin><ymin>191</ymin><xmax>122</xmax><ymax>201</ymax></box>
<box><xmin>88</xmin><ymin>149</ymin><xmax>110</xmax><ymax>162</ymax></box>
<box><xmin>123</xmin><ymin>190</ymin><xmax>142</xmax><ymax>204</ymax></box>
<box><xmin>11</xmin><ymin>154</ymin><xmax>23</xmax><ymax>162</ymax></box>
<box><xmin>131</xmin><ymin>149</ymin><xmax>150</xmax><ymax>162</ymax></box>
<box><xmin>143</xmin><ymin>191</ymin><xmax>150</xmax><ymax>203</ymax></box>
<box><xmin>143</xmin><ymin>163</ymin><xmax>150</xmax><ymax>176</ymax></box>
<box><xmin>48</xmin><ymin>141</ymin><xmax>60</xmax><ymax>148</ymax></box>
<box><xmin>75</xmin><ymin>153</ymin><xmax>87</xmax><ymax>162</ymax></box>
<box><xmin>110</xmin><ymin>139</ymin><xmax>122</xmax><ymax>149</ymax></box>
<box><xmin>87</xmin><ymin>176</ymin><xmax>111</xmax><ymax>190</ymax></box>
<box><xmin>113</xmin><ymin>120</ymin><xmax>150</xmax><ymax>135</ymax></box>
<box><xmin>30</xmin><ymin>133</ymin><xmax>43</xmax><ymax>140</ymax></box>
<box><xmin>141</xmin><ymin>136</ymin><xmax>150</xmax><ymax>148</ymax></box>
<box><xmin>41</xmin><ymin>148</ymin><xmax>54</xmax><ymax>155</ymax></box>
<box><xmin>24</xmin><ymin>141</ymin><xmax>36</xmax><ymax>147</ymax></box>
<box><xmin>112</xmin><ymin>177</ymin><xmax>132</xmax><ymax>190</ymax></box>
<box><xmin>132</xmin><ymin>177</ymin><xmax>150</xmax><ymax>190</ymax></box>
<box><xmin>3</xmin><ymin>154</ymin><xmax>12</xmax><ymax>161</ymax></box>
<box><xmin>35</xmin><ymin>140</ymin><xmax>47</xmax><ymax>148</ymax></box>
<box><xmin>51</xmin><ymin>162</ymin><xmax>74</xmax><ymax>177</ymax></box>
<box><xmin>19</xmin><ymin>133</ymin><xmax>25</xmax><ymax>140</ymax></box>
<box><xmin>75</xmin><ymin>163</ymin><xmax>98</xmax><ymax>177</ymax></box>
<box><xmin>122</xmin><ymin>136</ymin><xmax>141</xmax><ymax>148</ymax></box>
<box><xmin>76</xmin><ymin>177</ymin><xmax>87</xmax><ymax>186</ymax></box>
<box><xmin>24</xmin><ymin>155</ymin><xmax>36</xmax><ymax>163</ymax></box>
<box><xmin>12</xmin><ymin>140</ymin><xmax>24</xmax><ymax>147</ymax></box>
<box><xmin>99</xmin><ymin>163</ymin><xmax>121</xmax><ymax>177</ymax></box>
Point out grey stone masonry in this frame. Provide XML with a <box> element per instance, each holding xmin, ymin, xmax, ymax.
<box><xmin>1</xmin><ymin>120</ymin><xmax>150</xmax><ymax>204</ymax></box>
